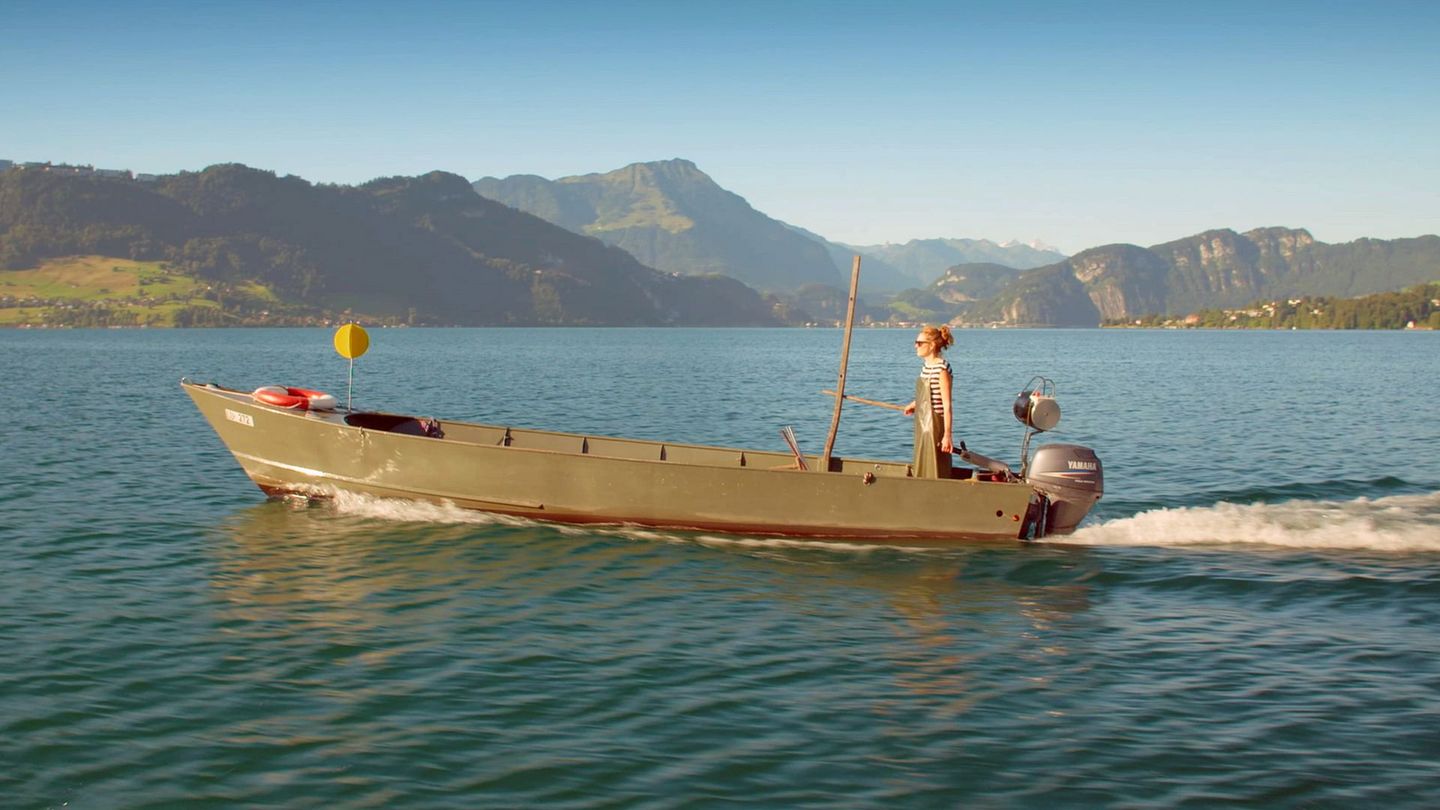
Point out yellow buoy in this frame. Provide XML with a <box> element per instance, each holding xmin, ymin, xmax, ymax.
<box><xmin>333</xmin><ymin>322</ymin><xmax>369</xmax><ymax>360</ymax></box>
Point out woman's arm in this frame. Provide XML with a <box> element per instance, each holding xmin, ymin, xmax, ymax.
<box><xmin>938</xmin><ymin>368</ymin><xmax>953</xmax><ymax>453</ymax></box>
<box><xmin>902</xmin><ymin>399</ymin><xmax>916</xmax><ymax>416</ymax></box>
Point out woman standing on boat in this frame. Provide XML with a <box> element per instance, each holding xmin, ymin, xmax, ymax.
<box><xmin>903</xmin><ymin>325</ymin><xmax>954</xmax><ymax>478</ymax></box>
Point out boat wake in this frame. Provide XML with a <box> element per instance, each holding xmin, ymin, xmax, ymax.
<box><xmin>323</xmin><ymin>491</ymin><xmax>905</xmax><ymax>554</ymax></box>
<box><xmin>1064</xmin><ymin>491</ymin><xmax>1440</xmax><ymax>552</ymax></box>
<box><xmin>323</xmin><ymin>490</ymin><xmax>538</xmax><ymax>528</ymax></box>
<box><xmin>323</xmin><ymin>488</ymin><xmax>1440</xmax><ymax>554</ymax></box>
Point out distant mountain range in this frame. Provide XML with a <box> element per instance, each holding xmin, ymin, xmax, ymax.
<box><xmin>4</xmin><ymin>159</ymin><xmax>1437</xmax><ymax>328</ymax></box>
<box><xmin>474</xmin><ymin>160</ymin><xmax>1065</xmax><ymax>294</ymax></box>
<box><xmin>472</xmin><ymin>159</ymin><xmax>1438</xmax><ymax>324</ymax></box>
<box><xmin>846</xmin><ymin>238</ymin><xmax>1065</xmax><ymax>287</ymax></box>
<box><xmin>0</xmin><ymin>164</ymin><xmax>779</xmax><ymax>326</ymax></box>
<box><xmin>473</xmin><ymin>159</ymin><xmax>840</xmax><ymax>292</ymax></box>
<box><xmin>958</xmin><ymin>228</ymin><xmax>1440</xmax><ymax>327</ymax></box>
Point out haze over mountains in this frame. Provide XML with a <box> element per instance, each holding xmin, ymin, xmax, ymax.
<box><xmin>473</xmin><ymin>160</ymin><xmax>1064</xmax><ymax>294</ymax></box>
<box><xmin>3</xmin><ymin>158</ymin><xmax>1437</xmax><ymax>328</ymax></box>
<box><xmin>475</xmin><ymin>159</ymin><xmax>841</xmax><ymax>292</ymax></box>
<box><xmin>846</xmin><ymin>238</ymin><xmax>1065</xmax><ymax>289</ymax></box>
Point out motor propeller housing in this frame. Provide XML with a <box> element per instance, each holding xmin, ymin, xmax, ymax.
<box><xmin>1025</xmin><ymin>443</ymin><xmax>1104</xmax><ymax>534</ymax></box>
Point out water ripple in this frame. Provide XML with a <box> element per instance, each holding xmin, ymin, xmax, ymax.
<box><xmin>5</xmin><ymin>329</ymin><xmax>1440</xmax><ymax>807</ymax></box>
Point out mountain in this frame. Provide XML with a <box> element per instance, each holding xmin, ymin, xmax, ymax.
<box><xmin>0</xmin><ymin>164</ymin><xmax>781</xmax><ymax>326</ymax></box>
<box><xmin>781</xmin><ymin>223</ymin><xmax>914</xmax><ymax>293</ymax></box>
<box><xmin>932</xmin><ymin>262</ymin><xmax>1027</xmax><ymax>305</ymax></box>
<box><xmin>1002</xmin><ymin>238</ymin><xmax>1064</xmax><ymax>253</ymax></box>
<box><xmin>473</xmin><ymin>159</ymin><xmax>842</xmax><ymax>292</ymax></box>
<box><xmin>851</xmin><ymin>238</ymin><xmax>1067</xmax><ymax>287</ymax></box>
<box><xmin>473</xmin><ymin>158</ymin><xmax>1068</xmax><ymax>295</ymax></box>
<box><xmin>964</xmin><ymin>228</ymin><xmax>1440</xmax><ymax>326</ymax></box>
<box><xmin>869</xmin><ymin>262</ymin><xmax>1028</xmax><ymax>325</ymax></box>
<box><xmin>13</xmin><ymin>162</ymin><xmax>1431</xmax><ymax>329</ymax></box>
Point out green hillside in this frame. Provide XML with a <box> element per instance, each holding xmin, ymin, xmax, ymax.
<box><xmin>0</xmin><ymin>256</ymin><xmax>252</xmax><ymax>327</ymax></box>
<box><xmin>1109</xmin><ymin>283</ymin><xmax>1440</xmax><ymax>330</ymax></box>
<box><xmin>0</xmin><ymin>165</ymin><xmax>782</xmax><ymax>327</ymax></box>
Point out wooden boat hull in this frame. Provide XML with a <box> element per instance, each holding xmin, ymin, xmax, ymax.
<box><xmin>183</xmin><ymin>381</ymin><xmax>1042</xmax><ymax>541</ymax></box>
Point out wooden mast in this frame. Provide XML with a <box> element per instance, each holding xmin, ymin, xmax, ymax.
<box><xmin>820</xmin><ymin>255</ymin><xmax>862</xmax><ymax>471</ymax></box>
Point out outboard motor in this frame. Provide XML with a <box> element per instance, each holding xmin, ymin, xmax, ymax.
<box><xmin>1011</xmin><ymin>376</ymin><xmax>1104</xmax><ymax>536</ymax></box>
<box><xmin>1025</xmin><ymin>444</ymin><xmax>1104</xmax><ymax>534</ymax></box>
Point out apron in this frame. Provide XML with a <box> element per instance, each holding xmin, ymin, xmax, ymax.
<box><xmin>912</xmin><ymin>375</ymin><xmax>951</xmax><ymax>479</ymax></box>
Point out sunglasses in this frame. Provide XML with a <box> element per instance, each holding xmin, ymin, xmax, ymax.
<box><xmin>914</xmin><ymin>339</ymin><xmax>931</xmax><ymax>346</ymax></box>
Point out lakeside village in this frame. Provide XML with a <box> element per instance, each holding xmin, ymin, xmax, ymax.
<box><xmin>9</xmin><ymin>283</ymin><xmax>1437</xmax><ymax>330</ymax></box>
<box><xmin>0</xmin><ymin>159</ymin><xmax>161</xmax><ymax>182</ymax></box>
<box><xmin>1103</xmin><ymin>290</ymin><xmax>1440</xmax><ymax>331</ymax></box>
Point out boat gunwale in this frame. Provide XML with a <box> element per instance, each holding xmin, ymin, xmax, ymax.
<box><xmin>185</xmin><ymin>380</ymin><xmax>1015</xmax><ymax>487</ymax></box>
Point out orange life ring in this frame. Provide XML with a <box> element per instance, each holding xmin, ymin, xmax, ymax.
<box><xmin>252</xmin><ymin>386</ymin><xmax>338</xmax><ymax>411</ymax></box>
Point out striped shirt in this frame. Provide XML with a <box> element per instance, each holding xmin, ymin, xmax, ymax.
<box><xmin>920</xmin><ymin>359</ymin><xmax>952</xmax><ymax>416</ymax></box>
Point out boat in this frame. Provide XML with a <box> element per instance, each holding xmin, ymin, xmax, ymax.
<box><xmin>181</xmin><ymin>374</ymin><xmax>1102</xmax><ymax>542</ymax></box>
<box><xmin>183</xmin><ymin>260</ymin><xmax>1102</xmax><ymax>542</ymax></box>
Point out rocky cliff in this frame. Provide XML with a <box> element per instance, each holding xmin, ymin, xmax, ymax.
<box><xmin>967</xmin><ymin>228</ymin><xmax>1440</xmax><ymax>326</ymax></box>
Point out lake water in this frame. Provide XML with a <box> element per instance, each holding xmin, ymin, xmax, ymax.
<box><xmin>3</xmin><ymin>327</ymin><xmax>1439</xmax><ymax>808</ymax></box>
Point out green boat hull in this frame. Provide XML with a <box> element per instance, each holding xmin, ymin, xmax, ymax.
<box><xmin>184</xmin><ymin>381</ymin><xmax>1043</xmax><ymax>542</ymax></box>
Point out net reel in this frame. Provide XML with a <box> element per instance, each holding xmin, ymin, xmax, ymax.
<box><xmin>1013</xmin><ymin>376</ymin><xmax>1060</xmax><ymax>475</ymax></box>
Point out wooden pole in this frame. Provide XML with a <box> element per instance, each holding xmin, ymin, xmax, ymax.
<box><xmin>820</xmin><ymin>390</ymin><xmax>905</xmax><ymax>412</ymax></box>
<box><xmin>820</xmin><ymin>255</ymin><xmax>862</xmax><ymax>471</ymax></box>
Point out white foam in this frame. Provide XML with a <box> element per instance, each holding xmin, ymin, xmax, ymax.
<box><xmin>327</xmin><ymin>490</ymin><xmax>534</xmax><ymax>527</ymax></box>
<box><xmin>324</xmin><ymin>491</ymin><xmax>900</xmax><ymax>552</ymax></box>
<box><xmin>325</xmin><ymin>488</ymin><xmax>1440</xmax><ymax>554</ymax></box>
<box><xmin>691</xmin><ymin>534</ymin><xmax>893</xmax><ymax>554</ymax></box>
<box><xmin>1064</xmin><ymin>491</ymin><xmax>1440</xmax><ymax>552</ymax></box>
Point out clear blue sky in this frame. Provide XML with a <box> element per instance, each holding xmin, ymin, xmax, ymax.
<box><xmin>4</xmin><ymin>0</ymin><xmax>1437</xmax><ymax>252</ymax></box>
